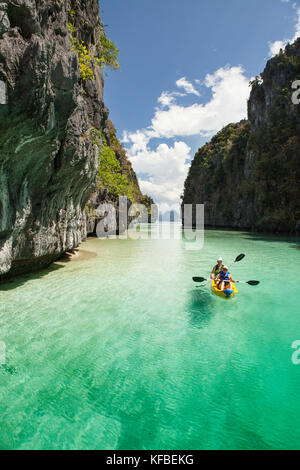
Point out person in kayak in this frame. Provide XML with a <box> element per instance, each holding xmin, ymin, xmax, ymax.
<box><xmin>216</xmin><ymin>266</ymin><xmax>236</xmax><ymax>291</ymax></box>
<box><xmin>210</xmin><ymin>257</ymin><xmax>224</xmax><ymax>280</ymax></box>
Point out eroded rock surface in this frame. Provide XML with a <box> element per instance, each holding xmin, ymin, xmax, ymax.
<box><xmin>0</xmin><ymin>0</ymin><xmax>107</xmax><ymax>278</ymax></box>
<box><xmin>182</xmin><ymin>39</ymin><xmax>300</xmax><ymax>233</ymax></box>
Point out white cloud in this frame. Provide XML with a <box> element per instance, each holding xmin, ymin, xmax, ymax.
<box><xmin>269</xmin><ymin>40</ymin><xmax>288</xmax><ymax>57</ymax></box>
<box><xmin>269</xmin><ymin>6</ymin><xmax>300</xmax><ymax>56</ymax></box>
<box><xmin>122</xmin><ymin>128</ymin><xmax>157</xmax><ymax>154</ymax></box>
<box><xmin>151</xmin><ymin>66</ymin><xmax>249</xmax><ymax>139</ymax></box>
<box><xmin>157</xmin><ymin>92</ymin><xmax>176</xmax><ymax>108</ymax></box>
<box><xmin>157</xmin><ymin>90</ymin><xmax>186</xmax><ymax>108</ymax></box>
<box><xmin>129</xmin><ymin>141</ymin><xmax>191</xmax><ymax>207</ymax></box>
<box><xmin>124</xmin><ymin>66</ymin><xmax>250</xmax><ymax>206</ymax></box>
<box><xmin>176</xmin><ymin>77</ymin><xmax>200</xmax><ymax>96</ymax></box>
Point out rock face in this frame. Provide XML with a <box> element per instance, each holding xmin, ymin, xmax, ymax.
<box><xmin>182</xmin><ymin>39</ymin><xmax>300</xmax><ymax>233</ymax></box>
<box><xmin>85</xmin><ymin>120</ymin><xmax>156</xmax><ymax>236</ymax></box>
<box><xmin>0</xmin><ymin>0</ymin><xmax>150</xmax><ymax>280</ymax></box>
<box><xmin>0</xmin><ymin>0</ymin><xmax>107</xmax><ymax>279</ymax></box>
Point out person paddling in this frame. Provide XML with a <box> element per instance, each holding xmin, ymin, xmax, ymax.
<box><xmin>210</xmin><ymin>257</ymin><xmax>224</xmax><ymax>280</ymax></box>
<box><xmin>216</xmin><ymin>266</ymin><xmax>236</xmax><ymax>292</ymax></box>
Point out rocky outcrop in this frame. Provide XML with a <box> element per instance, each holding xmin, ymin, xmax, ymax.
<box><xmin>0</xmin><ymin>0</ymin><xmax>108</xmax><ymax>279</ymax></box>
<box><xmin>85</xmin><ymin>120</ymin><xmax>156</xmax><ymax>236</ymax></box>
<box><xmin>182</xmin><ymin>39</ymin><xmax>300</xmax><ymax>233</ymax></box>
<box><xmin>0</xmin><ymin>0</ymin><xmax>155</xmax><ymax>279</ymax></box>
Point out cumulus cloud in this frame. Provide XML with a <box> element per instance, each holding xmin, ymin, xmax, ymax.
<box><xmin>151</xmin><ymin>66</ymin><xmax>249</xmax><ymax>139</ymax></box>
<box><xmin>124</xmin><ymin>66</ymin><xmax>250</xmax><ymax>206</ymax></box>
<box><xmin>269</xmin><ymin>6</ymin><xmax>300</xmax><ymax>56</ymax></box>
<box><xmin>269</xmin><ymin>39</ymin><xmax>288</xmax><ymax>57</ymax></box>
<box><xmin>128</xmin><ymin>141</ymin><xmax>191</xmax><ymax>207</ymax></box>
<box><xmin>176</xmin><ymin>77</ymin><xmax>200</xmax><ymax>96</ymax></box>
<box><xmin>157</xmin><ymin>92</ymin><xmax>176</xmax><ymax>108</ymax></box>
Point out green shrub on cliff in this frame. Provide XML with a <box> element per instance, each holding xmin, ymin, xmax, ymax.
<box><xmin>90</xmin><ymin>125</ymin><xmax>155</xmax><ymax>214</ymax></box>
<box><xmin>96</xmin><ymin>25</ymin><xmax>120</xmax><ymax>71</ymax></box>
<box><xmin>105</xmin><ymin>121</ymin><xmax>148</xmax><ymax>203</ymax></box>
<box><xmin>91</xmin><ymin>129</ymin><xmax>131</xmax><ymax>199</ymax></box>
<box><xmin>74</xmin><ymin>41</ymin><xmax>97</xmax><ymax>81</ymax></box>
<box><xmin>68</xmin><ymin>7</ymin><xmax>119</xmax><ymax>81</ymax></box>
<box><xmin>98</xmin><ymin>142</ymin><xmax>130</xmax><ymax>198</ymax></box>
<box><xmin>139</xmin><ymin>195</ymin><xmax>155</xmax><ymax>212</ymax></box>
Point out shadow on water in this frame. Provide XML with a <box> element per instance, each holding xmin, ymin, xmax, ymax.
<box><xmin>0</xmin><ymin>262</ymin><xmax>64</xmax><ymax>291</ymax></box>
<box><xmin>243</xmin><ymin>232</ymin><xmax>300</xmax><ymax>251</ymax></box>
<box><xmin>244</xmin><ymin>232</ymin><xmax>300</xmax><ymax>245</ymax></box>
<box><xmin>0</xmin><ymin>248</ymin><xmax>98</xmax><ymax>291</ymax></box>
<box><xmin>187</xmin><ymin>288</ymin><xmax>215</xmax><ymax>329</ymax></box>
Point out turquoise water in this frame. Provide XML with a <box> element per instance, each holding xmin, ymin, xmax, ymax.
<box><xmin>1</xmin><ymin>225</ymin><xmax>300</xmax><ymax>450</ymax></box>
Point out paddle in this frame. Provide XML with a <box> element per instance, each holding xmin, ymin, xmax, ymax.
<box><xmin>236</xmin><ymin>280</ymin><xmax>260</xmax><ymax>286</ymax></box>
<box><xmin>193</xmin><ymin>277</ymin><xmax>207</xmax><ymax>283</ymax></box>
<box><xmin>193</xmin><ymin>277</ymin><xmax>260</xmax><ymax>286</ymax></box>
<box><xmin>233</xmin><ymin>253</ymin><xmax>245</xmax><ymax>264</ymax></box>
<box><xmin>192</xmin><ymin>253</ymin><xmax>245</xmax><ymax>285</ymax></box>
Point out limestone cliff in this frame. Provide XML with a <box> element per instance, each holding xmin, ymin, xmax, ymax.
<box><xmin>182</xmin><ymin>39</ymin><xmax>300</xmax><ymax>233</ymax></box>
<box><xmin>86</xmin><ymin>120</ymin><xmax>155</xmax><ymax>236</ymax></box>
<box><xmin>0</xmin><ymin>0</ymin><xmax>108</xmax><ymax>278</ymax></box>
<box><xmin>0</xmin><ymin>0</ymin><xmax>149</xmax><ymax>279</ymax></box>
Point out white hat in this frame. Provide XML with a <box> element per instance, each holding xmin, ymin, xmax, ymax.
<box><xmin>217</xmin><ymin>257</ymin><xmax>223</xmax><ymax>261</ymax></box>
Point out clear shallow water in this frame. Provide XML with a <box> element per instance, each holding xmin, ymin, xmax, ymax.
<box><xmin>0</xmin><ymin>225</ymin><xmax>300</xmax><ymax>450</ymax></box>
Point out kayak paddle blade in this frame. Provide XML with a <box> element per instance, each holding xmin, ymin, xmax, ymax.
<box><xmin>247</xmin><ymin>280</ymin><xmax>260</xmax><ymax>286</ymax></box>
<box><xmin>235</xmin><ymin>254</ymin><xmax>245</xmax><ymax>263</ymax></box>
<box><xmin>193</xmin><ymin>277</ymin><xmax>207</xmax><ymax>283</ymax></box>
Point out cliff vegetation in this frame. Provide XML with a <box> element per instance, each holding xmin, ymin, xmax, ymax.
<box><xmin>0</xmin><ymin>0</ymin><xmax>153</xmax><ymax>280</ymax></box>
<box><xmin>182</xmin><ymin>39</ymin><xmax>300</xmax><ymax>233</ymax></box>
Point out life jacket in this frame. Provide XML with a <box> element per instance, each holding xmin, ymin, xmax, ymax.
<box><xmin>220</xmin><ymin>270</ymin><xmax>230</xmax><ymax>282</ymax></box>
<box><xmin>215</xmin><ymin>264</ymin><xmax>224</xmax><ymax>276</ymax></box>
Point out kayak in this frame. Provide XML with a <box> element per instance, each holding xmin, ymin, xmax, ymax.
<box><xmin>211</xmin><ymin>280</ymin><xmax>238</xmax><ymax>300</ymax></box>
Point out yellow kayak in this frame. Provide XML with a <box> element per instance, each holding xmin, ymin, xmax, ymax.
<box><xmin>211</xmin><ymin>280</ymin><xmax>238</xmax><ymax>300</ymax></box>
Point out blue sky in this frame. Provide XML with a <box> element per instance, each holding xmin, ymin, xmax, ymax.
<box><xmin>100</xmin><ymin>0</ymin><xmax>300</xmax><ymax>209</ymax></box>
